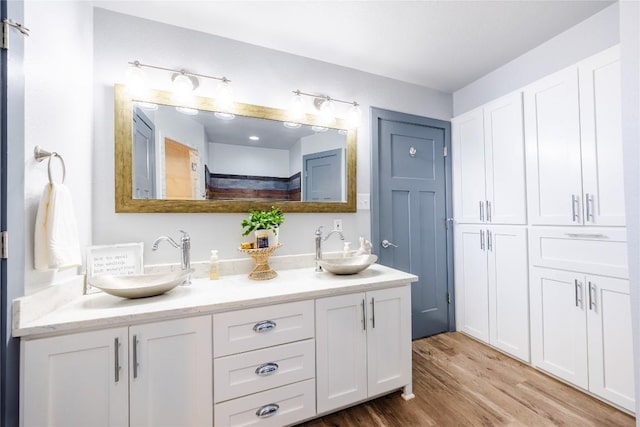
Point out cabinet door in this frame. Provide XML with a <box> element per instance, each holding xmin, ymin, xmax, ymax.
<box><xmin>316</xmin><ymin>293</ymin><xmax>367</xmax><ymax>414</ymax></box>
<box><xmin>529</xmin><ymin>268</ymin><xmax>588</xmax><ymax>389</ymax></box>
<box><xmin>579</xmin><ymin>46</ymin><xmax>625</xmax><ymax>226</ymax></box>
<box><xmin>586</xmin><ymin>275</ymin><xmax>635</xmax><ymax>411</ymax></box>
<box><xmin>22</xmin><ymin>327</ymin><xmax>129</xmax><ymax>427</ymax></box>
<box><xmin>452</xmin><ymin>108</ymin><xmax>486</xmax><ymax>223</ymax></box>
<box><xmin>454</xmin><ymin>225</ymin><xmax>489</xmax><ymax>342</ymax></box>
<box><xmin>484</xmin><ymin>92</ymin><xmax>526</xmax><ymax>224</ymax></box>
<box><xmin>129</xmin><ymin>316</ymin><xmax>212</xmax><ymax>427</ymax></box>
<box><xmin>487</xmin><ymin>226</ymin><xmax>529</xmax><ymax>361</ymax></box>
<box><xmin>366</xmin><ymin>286</ymin><xmax>411</xmax><ymax>397</ymax></box>
<box><xmin>524</xmin><ymin>67</ymin><xmax>583</xmax><ymax>225</ymax></box>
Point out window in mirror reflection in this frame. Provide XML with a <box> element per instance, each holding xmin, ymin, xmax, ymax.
<box><xmin>132</xmin><ymin>102</ymin><xmax>347</xmax><ymax>202</ymax></box>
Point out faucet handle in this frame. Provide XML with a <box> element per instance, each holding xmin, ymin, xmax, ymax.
<box><xmin>315</xmin><ymin>225</ymin><xmax>324</xmax><ymax>236</ymax></box>
<box><xmin>178</xmin><ymin>230</ymin><xmax>190</xmax><ymax>241</ymax></box>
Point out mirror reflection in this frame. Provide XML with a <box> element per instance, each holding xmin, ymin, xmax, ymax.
<box><xmin>133</xmin><ymin>103</ymin><xmax>347</xmax><ymax>203</ymax></box>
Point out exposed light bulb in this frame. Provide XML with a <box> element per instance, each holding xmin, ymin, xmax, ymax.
<box><xmin>319</xmin><ymin>97</ymin><xmax>336</xmax><ymax>125</ymax></box>
<box><xmin>172</xmin><ymin>72</ymin><xmax>194</xmax><ymax>103</ymax></box>
<box><xmin>125</xmin><ymin>62</ymin><xmax>148</xmax><ymax>97</ymax></box>
<box><xmin>347</xmin><ymin>103</ymin><xmax>362</xmax><ymax>128</ymax></box>
<box><xmin>216</xmin><ymin>78</ymin><xmax>234</xmax><ymax>110</ymax></box>
<box><xmin>289</xmin><ymin>91</ymin><xmax>305</xmax><ymax>120</ymax></box>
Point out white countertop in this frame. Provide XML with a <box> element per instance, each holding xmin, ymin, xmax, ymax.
<box><xmin>14</xmin><ymin>264</ymin><xmax>418</xmax><ymax>339</ymax></box>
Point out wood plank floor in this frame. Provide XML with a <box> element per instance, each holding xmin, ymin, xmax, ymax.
<box><xmin>300</xmin><ymin>332</ymin><xmax>635</xmax><ymax>426</ymax></box>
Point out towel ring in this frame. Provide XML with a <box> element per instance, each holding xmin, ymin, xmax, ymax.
<box><xmin>34</xmin><ymin>145</ymin><xmax>66</xmax><ymax>184</ymax></box>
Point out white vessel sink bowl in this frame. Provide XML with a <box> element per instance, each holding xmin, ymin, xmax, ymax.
<box><xmin>318</xmin><ymin>255</ymin><xmax>378</xmax><ymax>275</ymax></box>
<box><xmin>88</xmin><ymin>269</ymin><xmax>194</xmax><ymax>299</ymax></box>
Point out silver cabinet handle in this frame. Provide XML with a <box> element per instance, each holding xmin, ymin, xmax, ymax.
<box><xmin>480</xmin><ymin>201</ymin><xmax>485</xmax><ymax>222</ymax></box>
<box><xmin>571</xmin><ymin>195</ymin><xmax>580</xmax><ymax>222</ymax></box>
<box><xmin>253</xmin><ymin>320</ymin><xmax>277</xmax><ymax>333</ymax></box>
<box><xmin>362</xmin><ymin>299</ymin><xmax>366</xmax><ymax>331</ymax></box>
<box><xmin>480</xmin><ymin>230</ymin><xmax>485</xmax><ymax>251</ymax></box>
<box><xmin>133</xmin><ymin>335</ymin><xmax>139</xmax><ymax>379</ymax></box>
<box><xmin>588</xmin><ymin>282</ymin><xmax>596</xmax><ymax>311</ymax></box>
<box><xmin>585</xmin><ymin>193</ymin><xmax>595</xmax><ymax>223</ymax></box>
<box><xmin>487</xmin><ymin>201</ymin><xmax>492</xmax><ymax>222</ymax></box>
<box><xmin>487</xmin><ymin>229</ymin><xmax>492</xmax><ymax>251</ymax></box>
<box><xmin>255</xmin><ymin>404</ymin><xmax>279</xmax><ymax>418</ymax></box>
<box><xmin>114</xmin><ymin>337</ymin><xmax>121</xmax><ymax>383</ymax></box>
<box><xmin>371</xmin><ymin>297</ymin><xmax>376</xmax><ymax>329</ymax></box>
<box><xmin>574</xmin><ymin>280</ymin><xmax>583</xmax><ymax>308</ymax></box>
<box><xmin>255</xmin><ymin>362</ymin><xmax>279</xmax><ymax>376</ymax></box>
<box><xmin>381</xmin><ymin>239</ymin><xmax>398</xmax><ymax>248</ymax></box>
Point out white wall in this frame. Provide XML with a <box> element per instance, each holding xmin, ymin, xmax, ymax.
<box><xmin>24</xmin><ymin>1</ymin><xmax>93</xmax><ymax>295</ymax></box>
<box><xmin>92</xmin><ymin>8</ymin><xmax>452</xmax><ymax>265</ymax></box>
<box><xmin>619</xmin><ymin>0</ymin><xmax>640</xmax><ymax>419</ymax></box>
<box><xmin>453</xmin><ymin>3</ymin><xmax>620</xmax><ymax>115</ymax></box>
<box><xmin>209</xmin><ymin>143</ymin><xmax>290</xmax><ymax>177</ymax></box>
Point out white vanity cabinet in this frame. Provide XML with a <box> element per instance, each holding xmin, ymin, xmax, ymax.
<box><xmin>452</xmin><ymin>92</ymin><xmax>526</xmax><ymax>225</ymax></box>
<box><xmin>524</xmin><ymin>46</ymin><xmax>624</xmax><ymax>226</ymax></box>
<box><xmin>315</xmin><ymin>285</ymin><xmax>412</xmax><ymax>414</ymax></box>
<box><xmin>21</xmin><ymin>316</ymin><xmax>212</xmax><ymax>427</ymax></box>
<box><xmin>530</xmin><ymin>267</ymin><xmax>635</xmax><ymax>412</ymax></box>
<box><xmin>454</xmin><ymin>225</ymin><xmax>530</xmax><ymax>362</ymax></box>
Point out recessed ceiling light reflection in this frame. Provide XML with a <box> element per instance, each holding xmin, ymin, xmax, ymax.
<box><xmin>214</xmin><ymin>112</ymin><xmax>235</xmax><ymax>120</ymax></box>
<box><xmin>312</xmin><ymin>126</ymin><xmax>328</xmax><ymax>132</ymax></box>
<box><xmin>249</xmin><ymin>136</ymin><xmax>260</xmax><ymax>141</ymax></box>
<box><xmin>338</xmin><ymin>129</ymin><xmax>348</xmax><ymax>135</ymax></box>
<box><xmin>175</xmin><ymin>106</ymin><xmax>198</xmax><ymax>115</ymax></box>
<box><xmin>283</xmin><ymin>122</ymin><xmax>302</xmax><ymax>129</ymax></box>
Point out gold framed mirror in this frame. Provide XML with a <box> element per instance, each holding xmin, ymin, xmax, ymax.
<box><xmin>114</xmin><ymin>84</ymin><xmax>356</xmax><ymax>213</ymax></box>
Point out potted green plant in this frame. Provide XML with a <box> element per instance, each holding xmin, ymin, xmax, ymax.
<box><xmin>241</xmin><ymin>206</ymin><xmax>284</xmax><ymax>248</ymax></box>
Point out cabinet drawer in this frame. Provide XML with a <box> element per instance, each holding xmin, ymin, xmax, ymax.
<box><xmin>214</xmin><ymin>379</ymin><xmax>315</xmax><ymax>427</ymax></box>
<box><xmin>214</xmin><ymin>339</ymin><xmax>315</xmax><ymax>403</ymax></box>
<box><xmin>214</xmin><ymin>301</ymin><xmax>314</xmax><ymax>357</ymax></box>
<box><xmin>529</xmin><ymin>227</ymin><xmax>628</xmax><ymax>278</ymax></box>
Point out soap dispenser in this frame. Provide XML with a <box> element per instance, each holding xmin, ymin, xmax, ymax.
<box><xmin>209</xmin><ymin>250</ymin><xmax>220</xmax><ymax>280</ymax></box>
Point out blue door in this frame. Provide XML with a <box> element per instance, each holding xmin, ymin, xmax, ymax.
<box><xmin>303</xmin><ymin>148</ymin><xmax>342</xmax><ymax>201</ymax></box>
<box><xmin>372</xmin><ymin>108</ymin><xmax>453</xmax><ymax>339</ymax></box>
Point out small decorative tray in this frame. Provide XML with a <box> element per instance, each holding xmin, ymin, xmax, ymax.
<box><xmin>238</xmin><ymin>243</ymin><xmax>282</xmax><ymax>280</ymax></box>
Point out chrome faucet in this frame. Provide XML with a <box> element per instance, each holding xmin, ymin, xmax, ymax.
<box><xmin>152</xmin><ymin>230</ymin><xmax>191</xmax><ymax>284</ymax></box>
<box><xmin>315</xmin><ymin>225</ymin><xmax>344</xmax><ymax>272</ymax></box>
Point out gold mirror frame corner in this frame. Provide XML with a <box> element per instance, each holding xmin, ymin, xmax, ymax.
<box><xmin>114</xmin><ymin>84</ymin><xmax>357</xmax><ymax>213</ymax></box>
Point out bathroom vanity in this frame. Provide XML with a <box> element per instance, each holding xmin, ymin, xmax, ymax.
<box><xmin>14</xmin><ymin>263</ymin><xmax>417</xmax><ymax>427</ymax></box>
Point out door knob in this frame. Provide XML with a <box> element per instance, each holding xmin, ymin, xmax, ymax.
<box><xmin>381</xmin><ymin>239</ymin><xmax>398</xmax><ymax>248</ymax></box>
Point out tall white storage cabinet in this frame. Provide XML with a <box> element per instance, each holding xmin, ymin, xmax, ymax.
<box><xmin>453</xmin><ymin>92</ymin><xmax>526</xmax><ymax>225</ymax></box>
<box><xmin>525</xmin><ymin>46</ymin><xmax>624</xmax><ymax>226</ymax></box>
<box><xmin>454</xmin><ymin>225</ymin><xmax>529</xmax><ymax>361</ymax></box>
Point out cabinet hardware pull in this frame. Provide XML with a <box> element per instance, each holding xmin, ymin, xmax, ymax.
<box><xmin>133</xmin><ymin>335</ymin><xmax>139</xmax><ymax>379</ymax></box>
<box><xmin>362</xmin><ymin>299</ymin><xmax>366</xmax><ymax>331</ymax></box>
<box><xmin>255</xmin><ymin>404</ymin><xmax>280</xmax><ymax>418</ymax></box>
<box><xmin>480</xmin><ymin>201</ymin><xmax>484</xmax><ymax>222</ymax></box>
<box><xmin>487</xmin><ymin>230</ymin><xmax>492</xmax><ymax>251</ymax></box>
<box><xmin>480</xmin><ymin>230</ymin><xmax>485</xmax><ymax>251</ymax></box>
<box><xmin>565</xmin><ymin>233</ymin><xmax>607</xmax><ymax>239</ymax></box>
<box><xmin>114</xmin><ymin>337</ymin><xmax>120</xmax><ymax>383</ymax></box>
<box><xmin>571</xmin><ymin>195</ymin><xmax>580</xmax><ymax>222</ymax></box>
<box><xmin>255</xmin><ymin>363</ymin><xmax>279</xmax><ymax>376</ymax></box>
<box><xmin>586</xmin><ymin>193</ymin><xmax>595</xmax><ymax>222</ymax></box>
<box><xmin>371</xmin><ymin>297</ymin><xmax>376</xmax><ymax>329</ymax></box>
<box><xmin>487</xmin><ymin>201</ymin><xmax>492</xmax><ymax>222</ymax></box>
<box><xmin>574</xmin><ymin>280</ymin><xmax>583</xmax><ymax>308</ymax></box>
<box><xmin>253</xmin><ymin>320</ymin><xmax>277</xmax><ymax>333</ymax></box>
<box><xmin>574</xmin><ymin>280</ymin><xmax>579</xmax><ymax>307</ymax></box>
<box><xmin>588</xmin><ymin>282</ymin><xmax>596</xmax><ymax>311</ymax></box>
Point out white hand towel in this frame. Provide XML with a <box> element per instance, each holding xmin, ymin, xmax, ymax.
<box><xmin>34</xmin><ymin>183</ymin><xmax>82</xmax><ymax>271</ymax></box>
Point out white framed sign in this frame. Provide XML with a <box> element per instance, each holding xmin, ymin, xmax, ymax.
<box><xmin>85</xmin><ymin>243</ymin><xmax>144</xmax><ymax>294</ymax></box>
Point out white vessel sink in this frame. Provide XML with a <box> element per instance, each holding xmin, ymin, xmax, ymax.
<box><xmin>318</xmin><ymin>255</ymin><xmax>378</xmax><ymax>275</ymax></box>
<box><xmin>88</xmin><ymin>269</ymin><xmax>194</xmax><ymax>299</ymax></box>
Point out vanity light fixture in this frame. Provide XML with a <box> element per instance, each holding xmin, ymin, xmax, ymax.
<box><xmin>283</xmin><ymin>122</ymin><xmax>302</xmax><ymax>129</ymax></box>
<box><xmin>175</xmin><ymin>106</ymin><xmax>198</xmax><ymax>115</ymax></box>
<box><xmin>134</xmin><ymin>101</ymin><xmax>158</xmax><ymax>111</ymax></box>
<box><xmin>311</xmin><ymin>126</ymin><xmax>328</xmax><ymax>133</ymax></box>
<box><xmin>126</xmin><ymin>60</ymin><xmax>234</xmax><ymax>108</ymax></box>
<box><xmin>289</xmin><ymin>89</ymin><xmax>361</xmax><ymax>128</ymax></box>
<box><xmin>214</xmin><ymin>112</ymin><xmax>235</xmax><ymax>121</ymax></box>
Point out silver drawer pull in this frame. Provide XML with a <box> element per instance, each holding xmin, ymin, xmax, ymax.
<box><xmin>256</xmin><ymin>403</ymin><xmax>279</xmax><ymax>418</ymax></box>
<box><xmin>253</xmin><ymin>320</ymin><xmax>277</xmax><ymax>333</ymax></box>
<box><xmin>565</xmin><ymin>233</ymin><xmax>607</xmax><ymax>239</ymax></box>
<box><xmin>255</xmin><ymin>362</ymin><xmax>279</xmax><ymax>376</ymax></box>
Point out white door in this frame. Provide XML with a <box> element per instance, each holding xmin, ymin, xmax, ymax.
<box><xmin>316</xmin><ymin>293</ymin><xmax>368</xmax><ymax>414</ymax></box>
<box><xmin>483</xmin><ymin>92</ymin><xmax>527</xmax><ymax>225</ymax></box>
<box><xmin>579</xmin><ymin>46</ymin><xmax>625</xmax><ymax>226</ymax></box>
<box><xmin>530</xmin><ymin>268</ymin><xmax>588</xmax><ymax>389</ymax></box>
<box><xmin>586</xmin><ymin>275</ymin><xmax>635</xmax><ymax>411</ymax></box>
<box><xmin>366</xmin><ymin>286</ymin><xmax>411</xmax><ymax>397</ymax></box>
<box><xmin>129</xmin><ymin>316</ymin><xmax>212</xmax><ymax>427</ymax></box>
<box><xmin>452</xmin><ymin>108</ymin><xmax>486</xmax><ymax>223</ymax></box>
<box><xmin>454</xmin><ymin>225</ymin><xmax>489</xmax><ymax>342</ymax></box>
<box><xmin>22</xmin><ymin>327</ymin><xmax>129</xmax><ymax>427</ymax></box>
<box><xmin>487</xmin><ymin>226</ymin><xmax>529</xmax><ymax>362</ymax></box>
<box><xmin>524</xmin><ymin>67</ymin><xmax>583</xmax><ymax>225</ymax></box>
